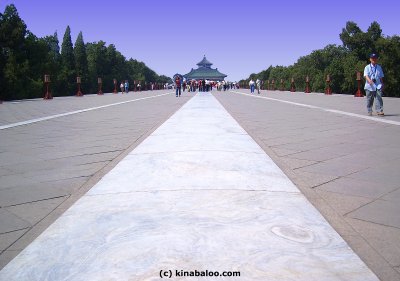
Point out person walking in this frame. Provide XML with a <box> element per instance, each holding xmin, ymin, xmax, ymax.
<box><xmin>120</xmin><ymin>81</ymin><xmax>125</xmax><ymax>94</ymax></box>
<box><xmin>364</xmin><ymin>53</ymin><xmax>385</xmax><ymax>116</ymax></box>
<box><xmin>256</xmin><ymin>79</ymin><xmax>261</xmax><ymax>94</ymax></box>
<box><xmin>249</xmin><ymin>79</ymin><xmax>255</xmax><ymax>94</ymax></box>
<box><xmin>175</xmin><ymin>76</ymin><xmax>181</xmax><ymax>97</ymax></box>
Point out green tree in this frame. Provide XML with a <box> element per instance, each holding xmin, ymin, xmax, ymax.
<box><xmin>376</xmin><ymin>36</ymin><xmax>400</xmax><ymax>97</ymax></box>
<box><xmin>74</xmin><ymin>31</ymin><xmax>88</xmax><ymax>93</ymax></box>
<box><xmin>42</xmin><ymin>32</ymin><xmax>61</xmax><ymax>95</ymax></box>
<box><xmin>60</xmin><ymin>25</ymin><xmax>75</xmax><ymax>95</ymax></box>
<box><xmin>0</xmin><ymin>4</ymin><xmax>28</xmax><ymax>100</ymax></box>
<box><xmin>86</xmin><ymin>41</ymin><xmax>108</xmax><ymax>93</ymax></box>
<box><xmin>0</xmin><ymin>4</ymin><xmax>176</xmax><ymax>99</ymax></box>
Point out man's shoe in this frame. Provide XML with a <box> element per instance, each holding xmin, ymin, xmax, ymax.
<box><xmin>377</xmin><ymin>111</ymin><xmax>384</xmax><ymax>116</ymax></box>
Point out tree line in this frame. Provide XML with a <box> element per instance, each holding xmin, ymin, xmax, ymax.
<box><xmin>240</xmin><ymin>21</ymin><xmax>400</xmax><ymax>97</ymax></box>
<box><xmin>0</xmin><ymin>4</ymin><xmax>171</xmax><ymax>101</ymax></box>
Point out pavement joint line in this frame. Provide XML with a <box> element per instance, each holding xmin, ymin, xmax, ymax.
<box><xmin>230</xmin><ymin>90</ymin><xmax>400</xmax><ymax>126</ymax></box>
<box><xmin>1</xmin><ymin>196</ymin><xmax>69</xmax><ymax>208</ymax></box>
<box><xmin>0</xmin><ymin>92</ymin><xmax>173</xmax><ymax>131</ymax></box>
<box><xmin>346</xmin><ymin>216</ymin><xmax>400</xmax><ymax>231</ymax></box>
<box><xmin>0</xmin><ymin>228</ymin><xmax>30</xmax><ymax>236</ymax></box>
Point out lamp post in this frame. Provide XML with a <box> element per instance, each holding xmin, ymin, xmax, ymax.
<box><xmin>290</xmin><ymin>77</ymin><xmax>296</xmax><ymax>92</ymax></box>
<box><xmin>355</xmin><ymin>71</ymin><xmax>363</xmax><ymax>97</ymax></box>
<box><xmin>325</xmin><ymin>74</ymin><xmax>332</xmax><ymax>95</ymax></box>
<box><xmin>113</xmin><ymin>79</ymin><xmax>118</xmax><ymax>94</ymax></box>
<box><xmin>305</xmin><ymin>76</ymin><xmax>310</xmax><ymax>93</ymax></box>
<box><xmin>97</xmin><ymin>77</ymin><xmax>103</xmax><ymax>95</ymax></box>
<box><xmin>43</xmin><ymin>74</ymin><xmax>53</xmax><ymax>100</ymax></box>
<box><xmin>76</xmin><ymin>76</ymin><xmax>83</xmax><ymax>96</ymax></box>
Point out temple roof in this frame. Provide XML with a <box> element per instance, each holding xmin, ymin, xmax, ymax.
<box><xmin>196</xmin><ymin>56</ymin><xmax>213</xmax><ymax>67</ymax></box>
<box><xmin>184</xmin><ymin>66</ymin><xmax>227</xmax><ymax>80</ymax></box>
<box><xmin>184</xmin><ymin>56</ymin><xmax>227</xmax><ymax>81</ymax></box>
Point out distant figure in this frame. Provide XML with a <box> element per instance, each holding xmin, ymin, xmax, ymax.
<box><xmin>175</xmin><ymin>76</ymin><xmax>181</xmax><ymax>97</ymax></box>
<box><xmin>125</xmin><ymin>80</ymin><xmax>129</xmax><ymax>93</ymax></box>
<box><xmin>137</xmin><ymin>82</ymin><xmax>141</xmax><ymax>92</ymax></box>
<box><xmin>249</xmin><ymin>79</ymin><xmax>255</xmax><ymax>93</ymax></box>
<box><xmin>120</xmin><ymin>82</ymin><xmax>125</xmax><ymax>94</ymax></box>
<box><xmin>256</xmin><ymin>79</ymin><xmax>261</xmax><ymax>94</ymax></box>
<box><xmin>364</xmin><ymin>53</ymin><xmax>385</xmax><ymax>116</ymax></box>
<box><xmin>182</xmin><ymin>79</ymin><xmax>186</xmax><ymax>92</ymax></box>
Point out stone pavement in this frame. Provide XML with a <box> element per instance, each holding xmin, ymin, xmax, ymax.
<box><xmin>214</xmin><ymin>89</ymin><xmax>400</xmax><ymax>281</ymax></box>
<box><xmin>0</xmin><ymin>92</ymin><xmax>377</xmax><ymax>280</ymax></box>
<box><xmin>0</xmin><ymin>90</ymin><xmax>191</xmax><ymax>270</ymax></box>
<box><xmin>0</xmin><ymin>88</ymin><xmax>398</xmax><ymax>280</ymax></box>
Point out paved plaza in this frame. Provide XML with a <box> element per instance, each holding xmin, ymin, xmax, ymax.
<box><xmin>0</xmin><ymin>89</ymin><xmax>399</xmax><ymax>280</ymax></box>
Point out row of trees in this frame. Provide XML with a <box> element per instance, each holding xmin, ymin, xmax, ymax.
<box><xmin>240</xmin><ymin>21</ymin><xmax>400</xmax><ymax>97</ymax></box>
<box><xmin>0</xmin><ymin>4</ymin><xmax>171</xmax><ymax>101</ymax></box>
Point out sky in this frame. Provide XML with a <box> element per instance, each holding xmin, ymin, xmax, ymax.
<box><xmin>1</xmin><ymin>0</ymin><xmax>398</xmax><ymax>81</ymax></box>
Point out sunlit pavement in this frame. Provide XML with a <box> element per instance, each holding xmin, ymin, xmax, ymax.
<box><xmin>1</xmin><ymin>89</ymin><xmax>399</xmax><ymax>280</ymax></box>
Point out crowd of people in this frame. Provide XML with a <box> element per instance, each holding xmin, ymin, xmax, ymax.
<box><xmin>116</xmin><ymin>81</ymin><xmax>160</xmax><ymax>93</ymax></box>
<box><xmin>173</xmin><ymin>77</ymin><xmax>239</xmax><ymax>96</ymax></box>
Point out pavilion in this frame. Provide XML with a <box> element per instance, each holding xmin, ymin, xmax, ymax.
<box><xmin>184</xmin><ymin>56</ymin><xmax>227</xmax><ymax>81</ymax></box>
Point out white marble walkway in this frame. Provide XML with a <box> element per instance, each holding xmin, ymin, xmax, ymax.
<box><xmin>0</xmin><ymin>93</ymin><xmax>378</xmax><ymax>280</ymax></box>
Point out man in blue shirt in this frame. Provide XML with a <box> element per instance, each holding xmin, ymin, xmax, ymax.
<box><xmin>364</xmin><ymin>53</ymin><xmax>385</xmax><ymax>116</ymax></box>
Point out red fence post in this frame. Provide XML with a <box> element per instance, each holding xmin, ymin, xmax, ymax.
<box><xmin>113</xmin><ymin>79</ymin><xmax>117</xmax><ymax>94</ymax></box>
<box><xmin>97</xmin><ymin>77</ymin><xmax>103</xmax><ymax>95</ymax></box>
<box><xmin>354</xmin><ymin>71</ymin><xmax>363</xmax><ymax>97</ymax></box>
<box><xmin>76</xmin><ymin>76</ymin><xmax>83</xmax><ymax>96</ymax></box>
<box><xmin>43</xmin><ymin>74</ymin><xmax>53</xmax><ymax>99</ymax></box>
<box><xmin>305</xmin><ymin>76</ymin><xmax>310</xmax><ymax>93</ymax></box>
<box><xmin>325</xmin><ymin>74</ymin><xmax>332</xmax><ymax>95</ymax></box>
<box><xmin>290</xmin><ymin>77</ymin><xmax>296</xmax><ymax>92</ymax></box>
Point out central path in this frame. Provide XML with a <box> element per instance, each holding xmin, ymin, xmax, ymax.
<box><xmin>0</xmin><ymin>92</ymin><xmax>377</xmax><ymax>280</ymax></box>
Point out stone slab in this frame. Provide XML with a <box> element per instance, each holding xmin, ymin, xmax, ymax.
<box><xmin>6</xmin><ymin>197</ymin><xmax>67</xmax><ymax>226</ymax></box>
<box><xmin>348</xmin><ymin>200</ymin><xmax>400</xmax><ymax>229</ymax></box>
<box><xmin>0</xmin><ymin>230</ymin><xmax>27</xmax><ymax>251</ymax></box>
<box><xmin>0</xmin><ymin>210</ymin><xmax>30</xmax><ymax>234</ymax></box>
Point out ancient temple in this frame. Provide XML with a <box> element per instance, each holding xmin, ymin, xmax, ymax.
<box><xmin>184</xmin><ymin>56</ymin><xmax>227</xmax><ymax>81</ymax></box>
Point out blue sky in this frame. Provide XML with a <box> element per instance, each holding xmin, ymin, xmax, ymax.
<box><xmin>1</xmin><ymin>0</ymin><xmax>398</xmax><ymax>81</ymax></box>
